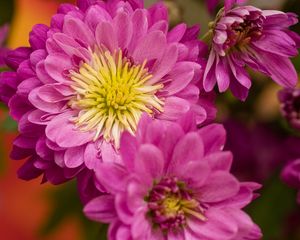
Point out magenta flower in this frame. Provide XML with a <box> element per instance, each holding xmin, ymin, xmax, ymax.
<box><xmin>0</xmin><ymin>0</ymin><xmax>212</xmax><ymax>184</ymax></box>
<box><xmin>206</xmin><ymin>0</ymin><xmax>246</xmax><ymax>13</ymax></box>
<box><xmin>278</xmin><ymin>88</ymin><xmax>300</xmax><ymax>131</ymax></box>
<box><xmin>281</xmin><ymin>159</ymin><xmax>300</xmax><ymax>204</ymax></box>
<box><xmin>84</xmin><ymin>114</ymin><xmax>262</xmax><ymax>240</ymax></box>
<box><xmin>204</xmin><ymin>6</ymin><xmax>300</xmax><ymax>100</ymax></box>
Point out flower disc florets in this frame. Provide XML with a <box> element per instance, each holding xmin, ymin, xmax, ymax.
<box><xmin>146</xmin><ymin>176</ymin><xmax>206</xmax><ymax>231</ymax></box>
<box><xmin>204</xmin><ymin>5</ymin><xmax>300</xmax><ymax>100</ymax></box>
<box><xmin>69</xmin><ymin>48</ymin><xmax>163</xmax><ymax>146</ymax></box>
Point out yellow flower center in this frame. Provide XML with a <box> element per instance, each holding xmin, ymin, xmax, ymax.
<box><xmin>69</xmin><ymin>49</ymin><xmax>164</xmax><ymax>147</ymax></box>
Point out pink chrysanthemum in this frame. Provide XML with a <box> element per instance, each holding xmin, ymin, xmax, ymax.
<box><xmin>204</xmin><ymin>6</ymin><xmax>300</xmax><ymax>100</ymax></box>
<box><xmin>84</xmin><ymin>114</ymin><xmax>262</xmax><ymax>240</ymax></box>
<box><xmin>0</xmin><ymin>0</ymin><xmax>214</xmax><ymax>184</ymax></box>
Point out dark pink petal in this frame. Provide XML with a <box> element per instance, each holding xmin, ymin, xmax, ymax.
<box><xmin>17</xmin><ymin>156</ymin><xmax>43</xmax><ymax>181</ymax></box>
<box><xmin>5</xmin><ymin>47</ymin><xmax>32</xmax><ymax>70</ymax></box>
<box><xmin>84</xmin><ymin>195</ymin><xmax>117</xmax><ymax>223</ymax></box>
<box><xmin>9</xmin><ymin>95</ymin><xmax>32</xmax><ymax>121</ymax></box>
<box><xmin>29</xmin><ymin>24</ymin><xmax>49</xmax><ymax>50</ymax></box>
<box><xmin>17</xmin><ymin>77</ymin><xmax>41</xmax><ymax>96</ymax></box>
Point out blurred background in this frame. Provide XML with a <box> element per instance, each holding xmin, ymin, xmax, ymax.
<box><xmin>0</xmin><ymin>0</ymin><xmax>299</xmax><ymax>239</ymax></box>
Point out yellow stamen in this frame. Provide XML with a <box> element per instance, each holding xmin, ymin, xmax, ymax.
<box><xmin>69</xmin><ymin>49</ymin><xmax>164</xmax><ymax>147</ymax></box>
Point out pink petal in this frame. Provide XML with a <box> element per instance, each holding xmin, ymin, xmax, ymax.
<box><xmin>169</xmin><ymin>132</ymin><xmax>204</xmax><ymax>172</ymax></box>
<box><xmin>134</xmin><ymin>144</ymin><xmax>164</xmax><ymax>179</ymax></box>
<box><xmin>84</xmin><ymin>195</ymin><xmax>117</xmax><ymax>223</ymax></box>
<box><xmin>45</xmin><ymin>111</ymin><xmax>94</xmax><ymax>148</ymax></box>
<box><xmin>120</xmin><ymin>131</ymin><xmax>138</xmax><ymax>171</ymax></box>
<box><xmin>64</xmin><ymin>145</ymin><xmax>85</xmax><ymax>168</ymax></box>
<box><xmin>132</xmin><ymin>30</ymin><xmax>166</xmax><ymax>63</ymax></box>
<box><xmin>44</xmin><ymin>53</ymin><xmax>73</xmax><ymax>83</ymax></box>
<box><xmin>95</xmin><ymin>162</ymin><xmax>127</xmax><ymax>194</ymax></box>
<box><xmin>95</xmin><ymin>21</ymin><xmax>117</xmax><ymax>52</ymax></box>
<box><xmin>205</xmin><ymin>151</ymin><xmax>233</xmax><ymax>171</ymax></box>
<box><xmin>113</xmin><ymin>11</ymin><xmax>133</xmax><ymax>49</ymax></box>
<box><xmin>158</xmin><ymin>96</ymin><xmax>190</xmax><ymax>121</ymax></box>
<box><xmin>187</xmin><ymin>208</ymin><xmax>238</xmax><ymax>239</ymax></box>
<box><xmin>198</xmin><ymin>171</ymin><xmax>240</xmax><ymax>203</ymax></box>
<box><xmin>63</xmin><ymin>16</ymin><xmax>95</xmax><ymax>47</ymax></box>
<box><xmin>197</xmin><ymin>124</ymin><xmax>226</xmax><ymax>154</ymax></box>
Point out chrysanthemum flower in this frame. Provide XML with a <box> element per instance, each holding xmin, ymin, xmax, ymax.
<box><xmin>204</xmin><ymin>6</ymin><xmax>300</xmax><ymax>100</ymax></box>
<box><xmin>278</xmin><ymin>88</ymin><xmax>300</xmax><ymax>131</ymax></box>
<box><xmin>84</xmin><ymin>114</ymin><xmax>262</xmax><ymax>240</ymax></box>
<box><xmin>0</xmin><ymin>0</ymin><xmax>213</xmax><ymax>184</ymax></box>
<box><xmin>281</xmin><ymin>159</ymin><xmax>300</xmax><ymax>204</ymax></box>
<box><xmin>1</xmin><ymin>0</ymin><xmax>214</xmax><ymax>183</ymax></box>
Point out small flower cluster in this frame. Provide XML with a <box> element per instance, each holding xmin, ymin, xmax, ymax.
<box><xmin>0</xmin><ymin>0</ymin><xmax>299</xmax><ymax>239</ymax></box>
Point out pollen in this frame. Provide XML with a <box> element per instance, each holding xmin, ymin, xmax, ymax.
<box><xmin>69</xmin><ymin>49</ymin><xmax>164</xmax><ymax>147</ymax></box>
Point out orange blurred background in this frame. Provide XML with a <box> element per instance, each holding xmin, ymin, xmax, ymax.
<box><xmin>0</xmin><ymin>0</ymin><xmax>82</xmax><ymax>239</ymax></box>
